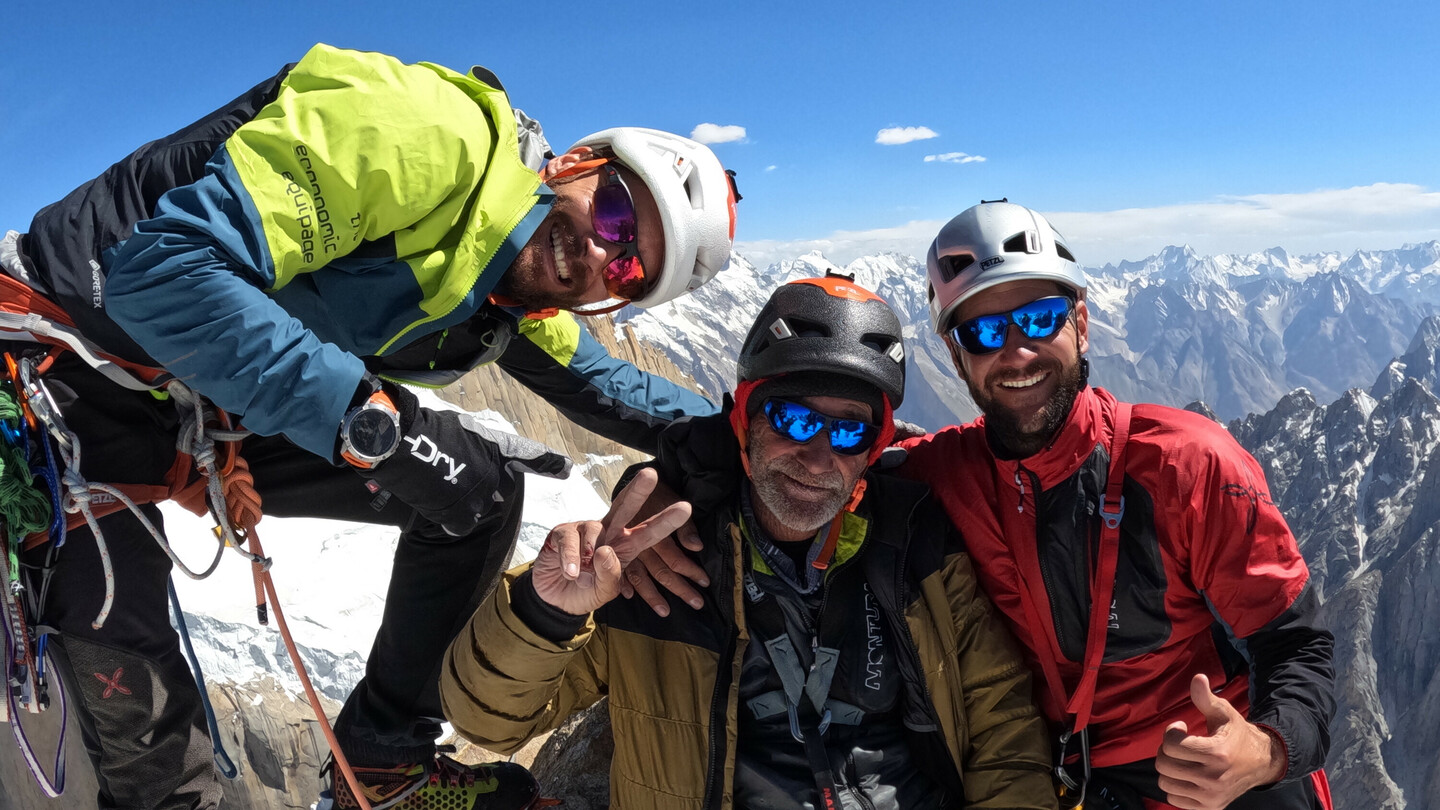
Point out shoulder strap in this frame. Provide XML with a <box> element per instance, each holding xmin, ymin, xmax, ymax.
<box><xmin>1015</xmin><ymin>401</ymin><xmax>1133</xmax><ymax>734</ymax></box>
<box><xmin>1068</xmin><ymin>401</ymin><xmax>1132</xmax><ymax>731</ymax></box>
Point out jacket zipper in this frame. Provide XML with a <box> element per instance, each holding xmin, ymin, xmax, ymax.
<box><xmin>1017</xmin><ymin>461</ymin><xmax>1071</xmax><ymax>656</ymax></box>
<box><xmin>843</xmin><ymin>751</ymin><xmax>879</xmax><ymax>810</ymax></box>
<box><xmin>702</xmin><ymin>523</ymin><xmax>740</xmax><ymax>810</ymax></box>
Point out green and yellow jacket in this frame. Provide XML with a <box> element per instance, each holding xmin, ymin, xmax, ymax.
<box><xmin>20</xmin><ymin>44</ymin><xmax>713</xmax><ymax>457</ymax></box>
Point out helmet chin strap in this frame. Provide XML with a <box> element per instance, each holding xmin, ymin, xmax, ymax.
<box><xmin>487</xmin><ymin>293</ymin><xmax>633</xmax><ymax>320</ymax></box>
<box><xmin>566</xmin><ymin>299</ymin><xmax>631</xmax><ymax>316</ymax></box>
<box><xmin>486</xmin><ymin>293</ymin><xmax>560</xmax><ymax>321</ymax></box>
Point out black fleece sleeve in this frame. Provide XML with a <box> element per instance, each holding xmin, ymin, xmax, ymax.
<box><xmin>509</xmin><ymin>569</ymin><xmax>589</xmax><ymax>643</ymax></box>
<box><xmin>649</xmin><ymin>403</ymin><xmax>745</xmax><ymax>510</ymax></box>
<box><xmin>1243</xmin><ymin>582</ymin><xmax>1335</xmax><ymax>783</ymax></box>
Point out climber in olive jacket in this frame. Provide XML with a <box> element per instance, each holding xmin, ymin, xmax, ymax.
<box><xmin>443</xmin><ymin>415</ymin><xmax>1054</xmax><ymax>809</ymax></box>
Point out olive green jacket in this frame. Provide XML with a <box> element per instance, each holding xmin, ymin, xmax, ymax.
<box><xmin>442</xmin><ymin>469</ymin><xmax>1056</xmax><ymax>809</ymax></box>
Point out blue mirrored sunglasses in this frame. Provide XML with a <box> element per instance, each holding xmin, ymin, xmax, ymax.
<box><xmin>762</xmin><ymin>398</ymin><xmax>879</xmax><ymax>456</ymax></box>
<box><xmin>949</xmin><ymin>295</ymin><xmax>1073</xmax><ymax>356</ymax></box>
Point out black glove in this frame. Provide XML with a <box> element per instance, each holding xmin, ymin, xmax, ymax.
<box><xmin>361</xmin><ymin>383</ymin><xmax>572</xmax><ymax>536</ymax></box>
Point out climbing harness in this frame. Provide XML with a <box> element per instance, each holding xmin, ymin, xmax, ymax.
<box><xmin>0</xmin><ymin>268</ymin><xmax>374</xmax><ymax>807</ymax></box>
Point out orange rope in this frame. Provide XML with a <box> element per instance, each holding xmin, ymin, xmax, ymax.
<box><xmin>223</xmin><ymin>453</ymin><xmax>374</xmax><ymax>810</ymax></box>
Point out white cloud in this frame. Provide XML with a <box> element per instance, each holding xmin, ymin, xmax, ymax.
<box><xmin>1053</xmin><ymin>183</ymin><xmax>1440</xmax><ymax>266</ymax></box>
<box><xmin>734</xmin><ymin>184</ymin><xmax>1440</xmax><ymax>268</ymax></box>
<box><xmin>765</xmin><ymin>165</ymin><xmax>778</xmax><ymax>172</ymax></box>
<box><xmin>875</xmin><ymin>126</ymin><xmax>938</xmax><ymax>145</ymax></box>
<box><xmin>690</xmin><ymin>123</ymin><xmax>746</xmax><ymax>144</ymax></box>
<box><xmin>924</xmin><ymin>151</ymin><xmax>987</xmax><ymax>164</ymax></box>
<box><xmin>737</xmin><ymin>220</ymin><xmax>944</xmax><ymax>269</ymax></box>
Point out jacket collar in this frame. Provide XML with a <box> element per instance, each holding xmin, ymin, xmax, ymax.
<box><xmin>983</xmin><ymin>385</ymin><xmax>1117</xmax><ymax>490</ymax></box>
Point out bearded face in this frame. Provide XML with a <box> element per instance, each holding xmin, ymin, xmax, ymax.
<box><xmin>744</xmin><ymin>395</ymin><xmax>873</xmax><ymax>541</ymax></box>
<box><xmin>947</xmin><ymin>280</ymin><xmax>1091</xmax><ymax>459</ymax></box>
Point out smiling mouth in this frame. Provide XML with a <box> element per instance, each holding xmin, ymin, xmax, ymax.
<box><xmin>780</xmin><ymin>473</ymin><xmax>837</xmax><ymax>500</ymax></box>
<box><xmin>998</xmin><ymin>371</ymin><xmax>1049</xmax><ymax>390</ymax></box>
<box><xmin>551</xmin><ymin>228</ymin><xmax>573</xmax><ymax>285</ymax></box>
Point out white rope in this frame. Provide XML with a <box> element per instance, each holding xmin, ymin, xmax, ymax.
<box><xmin>166</xmin><ymin>381</ymin><xmax>266</xmax><ymax>570</ymax></box>
<box><xmin>15</xmin><ymin>360</ymin><xmax>262</xmax><ymax>629</ymax></box>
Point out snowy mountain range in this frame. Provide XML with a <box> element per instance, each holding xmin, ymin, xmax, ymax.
<box><xmin>619</xmin><ymin>240</ymin><xmax>1440</xmax><ymax>426</ymax></box>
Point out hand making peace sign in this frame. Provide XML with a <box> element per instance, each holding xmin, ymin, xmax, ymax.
<box><xmin>530</xmin><ymin>468</ymin><xmax>695</xmax><ymax>616</ymax></box>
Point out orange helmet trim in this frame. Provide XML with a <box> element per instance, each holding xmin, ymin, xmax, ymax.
<box><xmin>790</xmin><ymin>276</ymin><xmax>883</xmax><ymax>304</ymax></box>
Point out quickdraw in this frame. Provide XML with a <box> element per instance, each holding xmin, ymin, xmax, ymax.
<box><xmin>1</xmin><ymin>351</ymin><xmax>67</xmax><ymax>796</ymax></box>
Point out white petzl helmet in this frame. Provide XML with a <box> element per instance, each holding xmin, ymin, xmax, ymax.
<box><xmin>568</xmin><ymin>127</ymin><xmax>739</xmax><ymax>309</ymax></box>
<box><xmin>925</xmin><ymin>200</ymin><xmax>1085</xmax><ymax>333</ymax></box>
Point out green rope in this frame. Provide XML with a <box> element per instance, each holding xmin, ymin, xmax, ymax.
<box><xmin>0</xmin><ymin>387</ymin><xmax>53</xmax><ymax>582</ymax></box>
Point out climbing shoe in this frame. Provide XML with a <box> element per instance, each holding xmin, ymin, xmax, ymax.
<box><xmin>324</xmin><ymin>749</ymin><xmax>541</xmax><ymax>810</ymax></box>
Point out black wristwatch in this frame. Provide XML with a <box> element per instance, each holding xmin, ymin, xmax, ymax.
<box><xmin>340</xmin><ymin>388</ymin><xmax>401</xmax><ymax>469</ymax></box>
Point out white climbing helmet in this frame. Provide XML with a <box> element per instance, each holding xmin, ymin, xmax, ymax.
<box><xmin>568</xmin><ymin>127</ymin><xmax>739</xmax><ymax>309</ymax></box>
<box><xmin>925</xmin><ymin>200</ymin><xmax>1085</xmax><ymax>333</ymax></box>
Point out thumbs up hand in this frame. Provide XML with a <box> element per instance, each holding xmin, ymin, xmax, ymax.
<box><xmin>1154</xmin><ymin>674</ymin><xmax>1287</xmax><ymax>810</ymax></box>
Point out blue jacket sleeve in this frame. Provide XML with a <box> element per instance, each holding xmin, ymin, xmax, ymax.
<box><xmin>496</xmin><ymin>312</ymin><xmax>717</xmax><ymax>454</ymax></box>
<box><xmin>104</xmin><ymin>153</ymin><xmax>363</xmax><ymax>458</ymax></box>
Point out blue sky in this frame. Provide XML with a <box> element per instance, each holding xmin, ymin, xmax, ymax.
<box><xmin>3</xmin><ymin>0</ymin><xmax>1437</xmax><ymax>267</ymax></box>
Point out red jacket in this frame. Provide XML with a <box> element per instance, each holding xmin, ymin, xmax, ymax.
<box><xmin>899</xmin><ymin>386</ymin><xmax>1333</xmax><ymax>775</ymax></box>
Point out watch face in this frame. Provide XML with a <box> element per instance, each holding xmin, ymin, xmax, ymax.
<box><xmin>348</xmin><ymin>408</ymin><xmax>400</xmax><ymax>459</ymax></box>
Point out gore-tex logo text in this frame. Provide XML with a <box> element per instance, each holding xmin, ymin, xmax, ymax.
<box><xmin>88</xmin><ymin>260</ymin><xmax>104</xmax><ymax>308</ymax></box>
<box><xmin>403</xmin><ymin>434</ymin><xmax>466</xmax><ymax>484</ymax></box>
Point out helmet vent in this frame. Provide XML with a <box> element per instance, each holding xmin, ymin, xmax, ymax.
<box><xmin>861</xmin><ymin>333</ymin><xmax>891</xmax><ymax>351</ymax></box>
<box><xmin>767</xmin><ymin>318</ymin><xmax>795</xmax><ymax>340</ymax></box>
<box><xmin>683</xmin><ymin>172</ymin><xmax>703</xmax><ymax>209</ymax></box>
<box><xmin>862</xmin><ymin>333</ymin><xmax>904</xmax><ymax>363</ymax></box>
<box><xmin>1056</xmin><ymin>242</ymin><xmax>1076</xmax><ymax>262</ymax></box>
<box><xmin>786</xmin><ymin>318</ymin><xmax>829</xmax><ymax>339</ymax></box>
<box><xmin>1003</xmin><ymin>231</ymin><xmax>1043</xmax><ymax>254</ymax></box>
<box><xmin>939</xmin><ymin>253</ymin><xmax>975</xmax><ymax>282</ymax></box>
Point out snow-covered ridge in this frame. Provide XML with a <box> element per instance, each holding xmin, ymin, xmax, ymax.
<box><xmin>622</xmin><ymin>240</ymin><xmax>1440</xmax><ymax>426</ymax></box>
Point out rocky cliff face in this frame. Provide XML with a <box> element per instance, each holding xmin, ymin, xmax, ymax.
<box><xmin>0</xmin><ymin>678</ymin><xmax>340</xmax><ymax>810</ymax></box>
<box><xmin>438</xmin><ymin>313</ymin><xmax>713</xmax><ymax>500</ymax></box>
<box><xmin>1231</xmin><ymin>316</ymin><xmax>1440</xmax><ymax>810</ymax></box>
